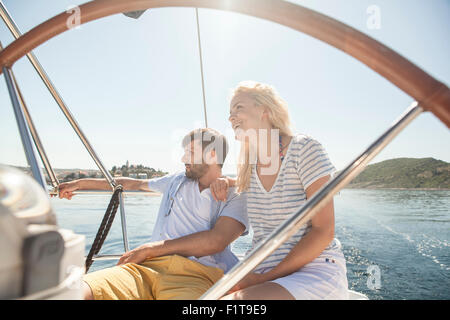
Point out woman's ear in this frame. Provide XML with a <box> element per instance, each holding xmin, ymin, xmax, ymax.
<box><xmin>261</xmin><ymin>107</ymin><xmax>270</xmax><ymax>121</ymax></box>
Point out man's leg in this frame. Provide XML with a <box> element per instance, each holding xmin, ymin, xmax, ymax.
<box><xmin>83</xmin><ymin>263</ymin><xmax>156</xmax><ymax>300</ymax></box>
<box><xmin>156</xmin><ymin>255</ymin><xmax>224</xmax><ymax>300</ymax></box>
<box><xmin>82</xmin><ymin>256</ymin><xmax>178</xmax><ymax>300</ymax></box>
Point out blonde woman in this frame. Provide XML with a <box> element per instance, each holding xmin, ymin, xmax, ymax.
<box><xmin>211</xmin><ymin>81</ymin><xmax>349</xmax><ymax>300</ymax></box>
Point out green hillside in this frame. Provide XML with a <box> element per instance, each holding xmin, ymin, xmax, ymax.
<box><xmin>346</xmin><ymin>158</ymin><xmax>450</xmax><ymax>189</ymax></box>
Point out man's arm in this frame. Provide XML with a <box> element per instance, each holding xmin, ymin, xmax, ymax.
<box><xmin>117</xmin><ymin>216</ymin><xmax>245</xmax><ymax>265</ymax></box>
<box><xmin>58</xmin><ymin>177</ymin><xmax>151</xmax><ymax>199</ymax></box>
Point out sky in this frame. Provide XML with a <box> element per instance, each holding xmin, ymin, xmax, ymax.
<box><xmin>0</xmin><ymin>0</ymin><xmax>449</xmax><ymax>175</ymax></box>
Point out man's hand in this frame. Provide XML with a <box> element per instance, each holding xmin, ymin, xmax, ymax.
<box><xmin>57</xmin><ymin>181</ymin><xmax>79</xmax><ymax>200</ymax></box>
<box><xmin>116</xmin><ymin>242</ymin><xmax>161</xmax><ymax>266</ymax></box>
<box><xmin>210</xmin><ymin>177</ymin><xmax>229</xmax><ymax>202</ymax></box>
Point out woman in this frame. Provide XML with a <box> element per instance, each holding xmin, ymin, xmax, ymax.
<box><xmin>211</xmin><ymin>81</ymin><xmax>349</xmax><ymax>300</ymax></box>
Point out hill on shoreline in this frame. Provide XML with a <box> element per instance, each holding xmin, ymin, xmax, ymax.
<box><xmin>345</xmin><ymin>158</ymin><xmax>450</xmax><ymax>189</ymax></box>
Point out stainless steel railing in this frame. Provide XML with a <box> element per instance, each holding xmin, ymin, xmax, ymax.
<box><xmin>91</xmin><ymin>254</ymin><xmax>123</xmax><ymax>261</ymax></box>
<box><xmin>11</xmin><ymin>68</ymin><xmax>60</xmax><ymax>189</ymax></box>
<box><xmin>2</xmin><ymin>65</ymin><xmax>48</xmax><ymax>190</ymax></box>
<box><xmin>0</xmin><ymin>1</ymin><xmax>129</xmax><ymax>252</ymax></box>
<box><xmin>0</xmin><ymin>2</ymin><xmax>115</xmax><ymax>187</ymax></box>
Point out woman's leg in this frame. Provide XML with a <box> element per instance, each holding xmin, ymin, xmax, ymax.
<box><xmin>221</xmin><ymin>282</ymin><xmax>295</xmax><ymax>300</ymax></box>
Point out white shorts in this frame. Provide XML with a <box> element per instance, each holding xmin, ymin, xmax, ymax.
<box><xmin>270</xmin><ymin>249</ymin><xmax>349</xmax><ymax>300</ymax></box>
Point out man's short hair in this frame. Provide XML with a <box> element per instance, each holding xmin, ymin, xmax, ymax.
<box><xmin>182</xmin><ymin>128</ymin><xmax>229</xmax><ymax>168</ymax></box>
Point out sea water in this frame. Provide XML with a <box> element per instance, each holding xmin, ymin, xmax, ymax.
<box><xmin>50</xmin><ymin>189</ymin><xmax>450</xmax><ymax>300</ymax></box>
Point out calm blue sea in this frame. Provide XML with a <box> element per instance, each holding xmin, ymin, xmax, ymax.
<box><xmin>50</xmin><ymin>189</ymin><xmax>450</xmax><ymax>300</ymax></box>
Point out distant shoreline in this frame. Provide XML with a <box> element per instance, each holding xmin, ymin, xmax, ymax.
<box><xmin>343</xmin><ymin>187</ymin><xmax>450</xmax><ymax>191</ymax></box>
<box><xmin>3</xmin><ymin>161</ymin><xmax>449</xmax><ymax>191</ymax></box>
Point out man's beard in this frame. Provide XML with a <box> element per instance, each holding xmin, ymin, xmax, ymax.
<box><xmin>185</xmin><ymin>163</ymin><xmax>209</xmax><ymax>180</ymax></box>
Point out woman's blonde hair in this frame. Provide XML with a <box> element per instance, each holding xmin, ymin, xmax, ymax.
<box><xmin>231</xmin><ymin>81</ymin><xmax>294</xmax><ymax>192</ymax></box>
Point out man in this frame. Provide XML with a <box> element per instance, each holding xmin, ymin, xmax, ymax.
<box><xmin>58</xmin><ymin>128</ymin><xmax>248</xmax><ymax>300</ymax></box>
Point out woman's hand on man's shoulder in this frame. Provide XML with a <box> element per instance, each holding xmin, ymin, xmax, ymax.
<box><xmin>210</xmin><ymin>177</ymin><xmax>230</xmax><ymax>202</ymax></box>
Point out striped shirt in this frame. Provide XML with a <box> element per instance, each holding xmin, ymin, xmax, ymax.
<box><xmin>248</xmin><ymin>133</ymin><xmax>339</xmax><ymax>273</ymax></box>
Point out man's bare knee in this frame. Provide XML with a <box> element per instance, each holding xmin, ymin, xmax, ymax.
<box><xmin>83</xmin><ymin>281</ymin><xmax>94</xmax><ymax>300</ymax></box>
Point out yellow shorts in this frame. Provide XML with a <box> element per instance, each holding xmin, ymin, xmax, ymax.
<box><xmin>83</xmin><ymin>255</ymin><xmax>224</xmax><ymax>300</ymax></box>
